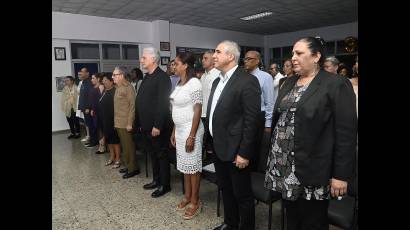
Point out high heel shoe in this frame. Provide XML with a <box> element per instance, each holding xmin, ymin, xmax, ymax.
<box><xmin>111</xmin><ymin>161</ymin><xmax>120</xmax><ymax>169</ymax></box>
<box><xmin>182</xmin><ymin>201</ymin><xmax>202</xmax><ymax>220</ymax></box>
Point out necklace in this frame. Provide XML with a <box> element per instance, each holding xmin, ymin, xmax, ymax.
<box><xmin>297</xmin><ymin>69</ymin><xmax>319</xmax><ymax>86</ymax></box>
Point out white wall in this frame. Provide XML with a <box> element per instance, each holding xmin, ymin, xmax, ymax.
<box><xmin>152</xmin><ymin>20</ymin><xmax>170</xmax><ymax>71</ymax></box>
<box><xmin>52</xmin><ymin>39</ymin><xmax>72</xmax><ymax>132</ymax></box>
<box><xmin>170</xmin><ymin>23</ymin><xmax>265</xmax><ymax>59</ymax></box>
<box><xmin>263</xmin><ymin>22</ymin><xmax>358</xmax><ymax>67</ymax></box>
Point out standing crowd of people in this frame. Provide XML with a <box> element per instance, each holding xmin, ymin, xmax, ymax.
<box><xmin>60</xmin><ymin>37</ymin><xmax>358</xmax><ymax>230</ymax></box>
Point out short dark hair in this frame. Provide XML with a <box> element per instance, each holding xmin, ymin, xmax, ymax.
<box><xmin>103</xmin><ymin>74</ymin><xmax>113</xmax><ymax>82</ymax></box>
<box><xmin>66</xmin><ymin>76</ymin><xmax>74</xmax><ymax>81</ymax></box>
<box><xmin>337</xmin><ymin>64</ymin><xmax>352</xmax><ymax>77</ymax></box>
<box><xmin>296</xmin><ymin>36</ymin><xmax>326</xmax><ymax>67</ymax></box>
<box><xmin>132</xmin><ymin>67</ymin><xmax>144</xmax><ymax>80</ymax></box>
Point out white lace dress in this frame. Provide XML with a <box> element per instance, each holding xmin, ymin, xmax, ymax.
<box><xmin>170</xmin><ymin>78</ymin><xmax>204</xmax><ymax>174</ymax></box>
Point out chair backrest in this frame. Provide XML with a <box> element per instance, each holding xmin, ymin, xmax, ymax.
<box><xmin>256</xmin><ymin>133</ymin><xmax>271</xmax><ymax>173</ymax></box>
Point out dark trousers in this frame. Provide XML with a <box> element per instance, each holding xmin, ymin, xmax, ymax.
<box><xmin>201</xmin><ymin>117</ymin><xmax>213</xmax><ymax>161</ymax></box>
<box><xmin>66</xmin><ymin>109</ymin><xmax>80</xmax><ymax>135</ymax></box>
<box><xmin>117</xmin><ymin>128</ymin><xmax>139</xmax><ymax>172</ymax></box>
<box><xmin>214</xmin><ymin>154</ymin><xmax>255</xmax><ymax>230</ymax></box>
<box><xmin>142</xmin><ymin>130</ymin><xmax>170</xmax><ymax>187</ymax></box>
<box><xmin>84</xmin><ymin>112</ymin><xmax>97</xmax><ymax>145</ymax></box>
<box><xmin>284</xmin><ymin>198</ymin><xmax>329</xmax><ymax>230</ymax></box>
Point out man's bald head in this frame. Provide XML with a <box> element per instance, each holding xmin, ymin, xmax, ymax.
<box><xmin>244</xmin><ymin>50</ymin><xmax>261</xmax><ymax>72</ymax></box>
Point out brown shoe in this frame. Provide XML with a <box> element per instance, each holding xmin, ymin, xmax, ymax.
<box><xmin>176</xmin><ymin>198</ymin><xmax>190</xmax><ymax>211</ymax></box>
<box><xmin>182</xmin><ymin>201</ymin><xmax>202</xmax><ymax>220</ymax></box>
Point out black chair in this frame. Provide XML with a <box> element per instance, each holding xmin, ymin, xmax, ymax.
<box><xmin>328</xmin><ymin>148</ymin><xmax>358</xmax><ymax>230</ymax></box>
<box><xmin>251</xmin><ymin>131</ymin><xmax>284</xmax><ymax>230</ymax></box>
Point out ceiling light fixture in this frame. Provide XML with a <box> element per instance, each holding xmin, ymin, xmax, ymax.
<box><xmin>240</xmin><ymin>11</ymin><xmax>273</xmax><ymax>21</ymax></box>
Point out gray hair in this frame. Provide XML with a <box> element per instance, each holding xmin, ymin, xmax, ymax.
<box><xmin>143</xmin><ymin>47</ymin><xmax>160</xmax><ymax>64</ymax></box>
<box><xmin>220</xmin><ymin>40</ymin><xmax>241</xmax><ymax>63</ymax></box>
<box><xmin>325</xmin><ymin>56</ymin><xmax>340</xmax><ymax>66</ymax></box>
<box><xmin>114</xmin><ymin>65</ymin><xmax>130</xmax><ymax>79</ymax></box>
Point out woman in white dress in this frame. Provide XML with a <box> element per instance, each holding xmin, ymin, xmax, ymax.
<box><xmin>170</xmin><ymin>52</ymin><xmax>204</xmax><ymax>220</ymax></box>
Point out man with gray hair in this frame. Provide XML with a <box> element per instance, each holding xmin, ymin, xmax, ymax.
<box><xmin>113</xmin><ymin>66</ymin><xmax>140</xmax><ymax>179</ymax></box>
<box><xmin>324</xmin><ymin>56</ymin><xmax>340</xmax><ymax>74</ymax></box>
<box><xmin>136</xmin><ymin>47</ymin><xmax>172</xmax><ymax>198</ymax></box>
<box><xmin>206</xmin><ymin>40</ymin><xmax>261</xmax><ymax>230</ymax></box>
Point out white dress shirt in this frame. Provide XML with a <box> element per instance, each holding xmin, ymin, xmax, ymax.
<box><xmin>272</xmin><ymin>72</ymin><xmax>285</xmax><ymax>105</ymax></box>
<box><xmin>209</xmin><ymin>65</ymin><xmax>238</xmax><ymax>137</ymax></box>
<box><xmin>200</xmin><ymin>68</ymin><xmax>220</xmax><ymax>117</ymax></box>
<box><xmin>250</xmin><ymin>68</ymin><xmax>274</xmax><ymax>127</ymax></box>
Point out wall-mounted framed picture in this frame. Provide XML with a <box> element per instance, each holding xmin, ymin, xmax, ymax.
<box><xmin>160</xmin><ymin>56</ymin><xmax>170</xmax><ymax>65</ymax></box>
<box><xmin>54</xmin><ymin>47</ymin><xmax>66</xmax><ymax>60</ymax></box>
<box><xmin>55</xmin><ymin>76</ymin><xmax>66</xmax><ymax>92</ymax></box>
<box><xmin>160</xmin><ymin>42</ymin><xmax>170</xmax><ymax>51</ymax></box>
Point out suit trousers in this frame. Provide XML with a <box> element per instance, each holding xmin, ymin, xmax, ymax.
<box><xmin>116</xmin><ymin>128</ymin><xmax>139</xmax><ymax>172</ymax></box>
<box><xmin>66</xmin><ymin>109</ymin><xmax>80</xmax><ymax>135</ymax></box>
<box><xmin>141</xmin><ymin>130</ymin><xmax>170</xmax><ymax>187</ymax></box>
<box><xmin>283</xmin><ymin>198</ymin><xmax>329</xmax><ymax>230</ymax></box>
<box><xmin>214</xmin><ymin>154</ymin><xmax>255</xmax><ymax>230</ymax></box>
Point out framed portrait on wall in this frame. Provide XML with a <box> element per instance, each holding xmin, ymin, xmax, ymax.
<box><xmin>56</xmin><ymin>76</ymin><xmax>66</xmax><ymax>92</ymax></box>
<box><xmin>160</xmin><ymin>42</ymin><xmax>170</xmax><ymax>51</ymax></box>
<box><xmin>160</xmin><ymin>56</ymin><xmax>170</xmax><ymax>66</ymax></box>
<box><xmin>54</xmin><ymin>47</ymin><xmax>66</xmax><ymax>60</ymax></box>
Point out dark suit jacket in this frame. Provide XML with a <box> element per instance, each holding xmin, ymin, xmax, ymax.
<box><xmin>272</xmin><ymin>70</ymin><xmax>357</xmax><ymax>186</ymax></box>
<box><xmin>205</xmin><ymin>67</ymin><xmax>261</xmax><ymax>162</ymax></box>
<box><xmin>78</xmin><ymin>78</ymin><xmax>92</xmax><ymax>112</ymax></box>
<box><xmin>135</xmin><ymin>67</ymin><xmax>171</xmax><ymax>132</ymax></box>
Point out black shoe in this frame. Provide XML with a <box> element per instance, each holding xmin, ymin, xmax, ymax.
<box><xmin>122</xmin><ymin>170</ymin><xmax>140</xmax><ymax>179</ymax></box>
<box><xmin>213</xmin><ymin>223</ymin><xmax>237</xmax><ymax>230</ymax></box>
<box><xmin>151</xmin><ymin>186</ymin><xmax>171</xmax><ymax>198</ymax></box>
<box><xmin>85</xmin><ymin>143</ymin><xmax>98</xmax><ymax>148</ymax></box>
<box><xmin>74</xmin><ymin>134</ymin><xmax>81</xmax><ymax>139</ymax></box>
<box><xmin>95</xmin><ymin>151</ymin><xmax>105</xmax><ymax>154</ymax></box>
<box><xmin>67</xmin><ymin>134</ymin><xmax>75</xmax><ymax>139</ymax></box>
<box><xmin>143</xmin><ymin>181</ymin><xmax>159</xmax><ymax>190</ymax></box>
<box><xmin>119</xmin><ymin>168</ymin><xmax>128</xmax><ymax>173</ymax></box>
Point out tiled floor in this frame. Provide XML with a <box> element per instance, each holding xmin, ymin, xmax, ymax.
<box><xmin>52</xmin><ymin>131</ymin><xmax>341</xmax><ymax>230</ymax></box>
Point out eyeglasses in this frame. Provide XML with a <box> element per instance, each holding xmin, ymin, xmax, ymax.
<box><xmin>243</xmin><ymin>57</ymin><xmax>257</xmax><ymax>62</ymax></box>
<box><xmin>112</xmin><ymin>73</ymin><xmax>122</xmax><ymax>76</ymax></box>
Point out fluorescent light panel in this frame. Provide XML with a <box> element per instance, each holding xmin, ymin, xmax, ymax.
<box><xmin>240</xmin><ymin>11</ymin><xmax>273</xmax><ymax>21</ymax></box>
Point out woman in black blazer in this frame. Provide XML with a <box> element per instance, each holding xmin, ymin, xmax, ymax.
<box><xmin>264</xmin><ymin>37</ymin><xmax>357</xmax><ymax>230</ymax></box>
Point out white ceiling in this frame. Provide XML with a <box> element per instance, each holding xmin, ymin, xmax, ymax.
<box><xmin>52</xmin><ymin>0</ymin><xmax>358</xmax><ymax>35</ymax></box>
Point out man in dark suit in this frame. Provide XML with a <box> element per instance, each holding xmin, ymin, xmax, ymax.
<box><xmin>206</xmin><ymin>40</ymin><xmax>261</xmax><ymax>230</ymax></box>
<box><xmin>136</xmin><ymin>47</ymin><xmax>172</xmax><ymax>198</ymax></box>
<box><xmin>77</xmin><ymin>67</ymin><xmax>97</xmax><ymax>147</ymax></box>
